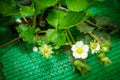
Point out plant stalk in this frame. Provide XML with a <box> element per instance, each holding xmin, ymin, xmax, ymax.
<box><xmin>58</xmin><ymin>0</ymin><xmax>61</xmax><ymax>7</ymax></box>
<box><xmin>67</xmin><ymin>29</ymin><xmax>75</xmax><ymax>44</ymax></box>
<box><xmin>89</xmin><ymin>33</ymin><xmax>102</xmax><ymax>44</ymax></box>
<box><xmin>65</xmin><ymin>29</ymin><xmax>72</xmax><ymax>47</ymax></box>
<box><xmin>33</xmin><ymin>11</ymin><xmax>37</xmax><ymax>27</ymax></box>
<box><xmin>22</xmin><ymin>16</ymin><xmax>28</xmax><ymax>23</ymax></box>
<box><xmin>0</xmin><ymin>37</ymin><xmax>21</xmax><ymax>48</ymax></box>
<box><xmin>85</xmin><ymin>20</ymin><xmax>103</xmax><ymax>29</ymax></box>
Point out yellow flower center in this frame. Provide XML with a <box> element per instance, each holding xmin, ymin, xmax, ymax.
<box><xmin>92</xmin><ymin>44</ymin><xmax>97</xmax><ymax>49</ymax></box>
<box><xmin>43</xmin><ymin>49</ymin><xmax>49</xmax><ymax>53</ymax></box>
<box><xmin>76</xmin><ymin>47</ymin><xmax>83</xmax><ymax>54</ymax></box>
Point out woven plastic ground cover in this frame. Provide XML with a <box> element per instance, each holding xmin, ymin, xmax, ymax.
<box><xmin>0</xmin><ymin>21</ymin><xmax>120</xmax><ymax>80</ymax></box>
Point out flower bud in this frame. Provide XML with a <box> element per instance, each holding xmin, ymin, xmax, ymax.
<box><xmin>74</xmin><ymin>60</ymin><xmax>91</xmax><ymax>75</ymax></box>
<box><xmin>101</xmin><ymin>57</ymin><xmax>112</xmax><ymax>65</ymax></box>
<box><xmin>16</xmin><ymin>18</ymin><xmax>22</xmax><ymax>23</ymax></box>
<box><xmin>102</xmin><ymin>47</ymin><xmax>108</xmax><ymax>53</ymax></box>
<box><xmin>33</xmin><ymin>46</ymin><xmax>38</xmax><ymax>52</ymax></box>
<box><xmin>98</xmin><ymin>53</ymin><xmax>105</xmax><ymax>59</ymax></box>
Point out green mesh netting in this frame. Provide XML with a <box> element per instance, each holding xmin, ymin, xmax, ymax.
<box><xmin>0</xmin><ymin>25</ymin><xmax>120</xmax><ymax>80</ymax></box>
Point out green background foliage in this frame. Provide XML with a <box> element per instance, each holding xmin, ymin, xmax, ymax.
<box><xmin>16</xmin><ymin>24</ymin><xmax>36</xmax><ymax>42</ymax></box>
<box><xmin>66</xmin><ymin>0</ymin><xmax>88</xmax><ymax>12</ymax></box>
<box><xmin>0</xmin><ymin>0</ymin><xmax>19</xmax><ymax>16</ymax></box>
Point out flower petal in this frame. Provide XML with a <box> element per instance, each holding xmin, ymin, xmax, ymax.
<box><xmin>73</xmin><ymin>52</ymin><xmax>81</xmax><ymax>58</ymax></box>
<box><xmin>76</xmin><ymin>41</ymin><xmax>83</xmax><ymax>47</ymax></box>
<box><xmin>80</xmin><ymin>52</ymin><xmax>88</xmax><ymax>59</ymax></box>
<box><xmin>43</xmin><ymin>44</ymin><xmax>48</xmax><ymax>48</ymax></box>
<box><xmin>83</xmin><ymin>45</ymin><xmax>89</xmax><ymax>52</ymax></box>
<box><xmin>96</xmin><ymin>44</ymin><xmax>100</xmax><ymax>51</ymax></box>
<box><xmin>91</xmin><ymin>50</ymin><xmax>95</xmax><ymax>54</ymax></box>
<box><xmin>72</xmin><ymin>41</ymin><xmax>89</xmax><ymax>59</ymax></box>
<box><xmin>39</xmin><ymin>44</ymin><xmax>53</xmax><ymax>58</ymax></box>
<box><xmin>71</xmin><ymin>45</ymin><xmax>76</xmax><ymax>52</ymax></box>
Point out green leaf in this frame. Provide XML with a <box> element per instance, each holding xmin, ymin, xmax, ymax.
<box><xmin>16</xmin><ymin>24</ymin><xmax>29</xmax><ymax>33</ymax></box>
<box><xmin>66</xmin><ymin>0</ymin><xmax>88</xmax><ymax>12</ymax></box>
<box><xmin>61</xmin><ymin>0</ymin><xmax>66</xmax><ymax>6</ymax></box>
<box><xmin>77</xmin><ymin>22</ymin><xmax>94</xmax><ymax>33</ymax></box>
<box><xmin>96</xmin><ymin>0</ymin><xmax>105</xmax><ymax>2</ymax></box>
<box><xmin>0</xmin><ymin>0</ymin><xmax>19</xmax><ymax>16</ymax></box>
<box><xmin>34</xmin><ymin>0</ymin><xmax>57</xmax><ymax>11</ymax></box>
<box><xmin>95</xmin><ymin>16</ymin><xmax>113</xmax><ymax>26</ymax></box>
<box><xmin>46</xmin><ymin>9</ymin><xmax>66</xmax><ymax>28</ymax></box>
<box><xmin>46</xmin><ymin>29</ymin><xmax>66</xmax><ymax>46</ymax></box>
<box><xmin>59</xmin><ymin>11</ymin><xmax>86</xmax><ymax>29</ymax></box>
<box><xmin>94</xmin><ymin>31</ymin><xmax>111</xmax><ymax>43</ymax></box>
<box><xmin>19</xmin><ymin>5</ymin><xmax>34</xmax><ymax>16</ymax></box>
<box><xmin>20</xmin><ymin>31</ymin><xmax>35</xmax><ymax>42</ymax></box>
<box><xmin>0</xmin><ymin>14</ymin><xmax>11</xmax><ymax>24</ymax></box>
<box><xmin>84</xmin><ymin>35</ymin><xmax>93</xmax><ymax>44</ymax></box>
<box><xmin>16</xmin><ymin>24</ymin><xmax>35</xmax><ymax>42</ymax></box>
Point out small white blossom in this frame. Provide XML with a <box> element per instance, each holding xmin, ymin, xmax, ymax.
<box><xmin>16</xmin><ymin>18</ymin><xmax>22</xmax><ymax>23</ymax></box>
<box><xmin>33</xmin><ymin>46</ymin><xmax>38</xmax><ymax>52</ymax></box>
<box><xmin>39</xmin><ymin>44</ymin><xmax>53</xmax><ymax>58</ymax></box>
<box><xmin>90</xmin><ymin>42</ymin><xmax>100</xmax><ymax>54</ymax></box>
<box><xmin>71</xmin><ymin>41</ymin><xmax>89</xmax><ymax>59</ymax></box>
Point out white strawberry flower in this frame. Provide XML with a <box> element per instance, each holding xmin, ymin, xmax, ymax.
<box><xmin>71</xmin><ymin>41</ymin><xmax>89</xmax><ymax>59</ymax></box>
<box><xmin>39</xmin><ymin>44</ymin><xmax>53</xmax><ymax>58</ymax></box>
<box><xmin>90</xmin><ymin>42</ymin><xmax>100</xmax><ymax>54</ymax></box>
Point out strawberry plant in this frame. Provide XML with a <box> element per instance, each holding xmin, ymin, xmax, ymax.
<box><xmin>0</xmin><ymin>0</ymin><xmax>119</xmax><ymax>74</ymax></box>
